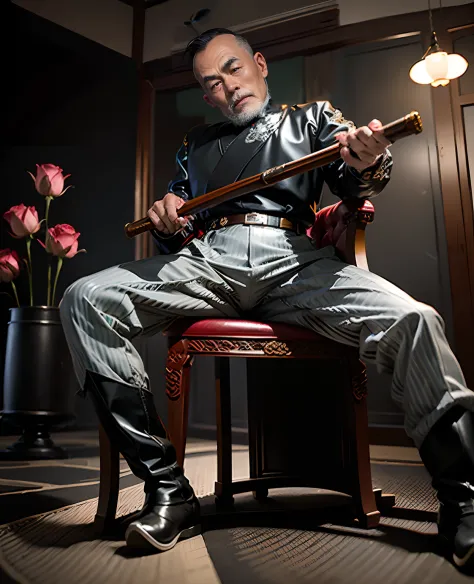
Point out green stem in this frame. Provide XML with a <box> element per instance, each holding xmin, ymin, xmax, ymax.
<box><xmin>26</xmin><ymin>237</ymin><xmax>33</xmax><ymax>306</ymax></box>
<box><xmin>45</xmin><ymin>196</ymin><xmax>52</xmax><ymax>305</ymax></box>
<box><xmin>52</xmin><ymin>257</ymin><xmax>63</xmax><ymax>307</ymax></box>
<box><xmin>11</xmin><ymin>281</ymin><xmax>20</xmax><ymax>307</ymax></box>
<box><xmin>45</xmin><ymin>196</ymin><xmax>52</xmax><ymax>230</ymax></box>
<box><xmin>47</xmin><ymin>264</ymin><xmax>52</xmax><ymax>306</ymax></box>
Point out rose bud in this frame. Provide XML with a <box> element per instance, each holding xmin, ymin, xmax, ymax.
<box><xmin>46</xmin><ymin>224</ymin><xmax>85</xmax><ymax>258</ymax></box>
<box><xmin>3</xmin><ymin>204</ymin><xmax>41</xmax><ymax>238</ymax></box>
<box><xmin>28</xmin><ymin>164</ymin><xmax>72</xmax><ymax>197</ymax></box>
<box><xmin>0</xmin><ymin>249</ymin><xmax>21</xmax><ymax>282</ymax></box>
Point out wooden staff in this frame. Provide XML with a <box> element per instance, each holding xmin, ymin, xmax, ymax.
<box><xmin>125</xmin><ymin>111</ymin><xmax>422</xmax><ymax>238</ymax></box>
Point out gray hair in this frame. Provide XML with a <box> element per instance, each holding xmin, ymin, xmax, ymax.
<box><xmin>185</xmin><ymin>28</ymin><xmax>254</xmax><ymax>62</ymax></box>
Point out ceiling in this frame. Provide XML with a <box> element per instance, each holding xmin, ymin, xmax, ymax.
<box><xmin>117</xmin><ymin>0</ymin><xmax>171</xmax><ymax>8</ymax></box>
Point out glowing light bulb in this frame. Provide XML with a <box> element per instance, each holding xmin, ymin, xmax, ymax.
<box><xmin>425</xmin><ymin>51</ymin><xmax>449</xmax><ymax>81</ymax></box>
<box><xmin>409</xmin><ymin>50</ymin><xmax>468</xmax><ymax>87</ymax></box>
<box><xmin>446</xmin><ymin>53</ymin><xmax>469</xmax><ymax>79</ymax></box>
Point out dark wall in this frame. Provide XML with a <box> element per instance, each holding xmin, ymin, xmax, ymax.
<box><xmin>1</xmin><ymin>3</ymin><xmax>137</xmax><ymax>429</ymax></box>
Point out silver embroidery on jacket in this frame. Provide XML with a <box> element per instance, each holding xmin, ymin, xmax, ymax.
<box><xmin>329</xmin><ymin>108</ymin><xmax>356</xmax><ymax>131</ymax></box>
<box><xmin>245</xmin><ymin>111</ymin><xmax>285</xmax><ymax>144</ymax></box>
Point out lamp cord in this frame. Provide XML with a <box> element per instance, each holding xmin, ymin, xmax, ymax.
<box><xmin>425</xmin><ymin>0</ymin><xmax>442</xmax><ymax>55</ymax></box>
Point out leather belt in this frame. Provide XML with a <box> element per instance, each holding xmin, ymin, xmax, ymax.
<box><xmin>207</xmin><ymin>212</ymin><xmax>304</xmax><ymax>234</ymax></box>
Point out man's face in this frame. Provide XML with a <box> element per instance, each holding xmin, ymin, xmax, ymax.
<box><xmin>193</xmin><ymin>34</ymin><xmax>269</xmax><ymax>125</ymax></box>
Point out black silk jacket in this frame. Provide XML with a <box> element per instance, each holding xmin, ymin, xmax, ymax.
<box><xmin>166</xmin><ymin>101</ymin><xmax>393</xmax><ymax>228</ymax></box>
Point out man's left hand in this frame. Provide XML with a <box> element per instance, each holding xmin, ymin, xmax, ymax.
<box><xmin>336</xmin><ymin>120</ymin><xmax>391</xmax><ymax>172</ymax></box>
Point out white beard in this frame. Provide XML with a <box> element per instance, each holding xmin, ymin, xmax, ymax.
<box><xmin>225</xmin><ymin>91</ymin><xmax>271</xmax><ymax>126</ymax></box>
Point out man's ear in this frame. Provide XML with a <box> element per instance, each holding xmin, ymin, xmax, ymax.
<box><xmin>254</xmin><ymin>52</ymin><xmax>268</xmax><ymax>78</ymax></box>
<box><xmin>203</xmin><ymin>94</ymin><xmax>216</xmax><ymax>108</ymax></box>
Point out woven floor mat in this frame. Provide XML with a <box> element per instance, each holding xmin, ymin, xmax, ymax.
<box><xmin>0</xmin><ymin>451</ymin><xmax>248</xmax><ymax>584</ymax></box>
<box><xmin>1</xmin><ymin>452</ymin><xmax>467</xmax><ymax>584</ymax></box>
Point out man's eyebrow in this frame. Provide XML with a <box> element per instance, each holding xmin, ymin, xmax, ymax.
<box><xmin>222</xmin><ymin>56</ymin><xmax>239</xmax><ymax>70</ymax></box>
<box><xmin>203</xmin><ymin>74</ymin><xmax>219</xmax><ymax>84</ymax></box>
<box><xmin>202</xmin><ymin>57</ymin><xmax>240</xmax><ymax>84</ymax></box>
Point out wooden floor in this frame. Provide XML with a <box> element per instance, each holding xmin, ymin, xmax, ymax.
<box><xmin>0</xmin><ymin>431</ymin><xmax>473</xmax><ymax>584</ymax></box>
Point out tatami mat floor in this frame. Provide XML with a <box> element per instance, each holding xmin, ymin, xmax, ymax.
<box><xmin>0</xmin><ymin>431</ymin><xmax>471</xmax><ymax>584</ymax></box>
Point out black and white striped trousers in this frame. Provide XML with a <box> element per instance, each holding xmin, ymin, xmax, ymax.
<box><xmin>60</xmin><ymin>225</ymin><xmax>474</xmax><ymax>447</ymax></box>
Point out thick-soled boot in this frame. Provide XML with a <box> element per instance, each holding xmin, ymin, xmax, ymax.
<box><xmin>419</xmin><ymin>406</ymin><xmax>474</xmax><ymax>569</ymax></box>
<box><xmin>84</xmin><ymin>371</ymin><xmax>200</xmax><ymax>552</ymax></box>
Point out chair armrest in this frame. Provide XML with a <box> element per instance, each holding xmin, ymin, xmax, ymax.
<box><xmin>307</xmin><ymin>199</ymin><xmax>375</xmax><ymax>269</ymax></box>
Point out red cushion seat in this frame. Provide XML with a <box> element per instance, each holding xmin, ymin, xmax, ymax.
<box><xmin>165</xmin><ymin>318</ymin><xmax>324</xmax><ymax>341</ymax></box>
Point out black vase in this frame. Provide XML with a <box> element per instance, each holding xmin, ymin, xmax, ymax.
<box><xmin>1</xmin><ymin>306</ymin><xmax>77</xmax><ymax>459</ymax></box>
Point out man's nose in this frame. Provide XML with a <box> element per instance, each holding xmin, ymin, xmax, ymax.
<box><xmin>224</xmin><ymin>77</ymin><xmax>240</xmax><ymax>94</ymax></box>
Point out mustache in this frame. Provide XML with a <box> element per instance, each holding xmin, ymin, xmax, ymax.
<box><xmin>230</xmin><ymin>93</ymin><xmax>253</xmax><ymax>110</ymax></box>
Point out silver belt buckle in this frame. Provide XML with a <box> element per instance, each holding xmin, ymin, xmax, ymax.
<box><xmin>244</xmin><ymin>212</ymin><xmax>267</xmax><ymax>226</ymax></box>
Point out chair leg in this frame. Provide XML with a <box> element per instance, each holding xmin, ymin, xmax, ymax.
<box><xmin>214</xmin><ymin>357</ymin><xmax>234</xmax><ymax>507</ymax></box>
<box><xmin>94</xmin><ymin>422</ymin><xmax>120</xmax><ymax>534</ymax></box>
<box><xmin>373</xmin><ymin>488</ymin><xmax>396</xmax><ymax>512</ymax></box>
<box><xmin>166</xmin><ymin>339</ymin><xmax>193</xmax><ymax>469</ymax></box>
<box><xmin>246</xmin><ymin>362</ymin><xmax>268</xmax><ymax>502</ymax></box>
<box><xmin>346</xmin><ymin>358</ymin><xmax>381</xmax><ymax>529</ymax></box>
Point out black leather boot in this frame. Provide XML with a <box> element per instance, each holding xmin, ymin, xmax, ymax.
<box><xmin>85</xmin><ymin>371</ymin><xmax>200</xmax><ymax>551</ymax></box>
<box><xmin>419</xmin><ymin>406</ymin><xmax>474</xmax><ymax>569</ymax></box>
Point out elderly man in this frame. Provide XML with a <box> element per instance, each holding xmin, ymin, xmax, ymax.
<box><xmin>60</xmin><ymin>28</ymin><xmax>474</xmax><ymax>568</ymax></box>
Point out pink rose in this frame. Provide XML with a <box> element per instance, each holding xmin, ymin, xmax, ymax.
<box><xmin>0</xmin><ymin>249</ymin><xmax>21</xmax><ymax>283</ymax></box>
<box><xmin>3</xmin><ymin>204</ymin><xmax>41</xmax><ymax>238</ymax></box>
<box><xmin>46</xmin><ymin>224</ymin><xmax>84</xmax><ymax>258</ymax></box>
<box><xmin>28</xmin><ymin>164</ymin><xmax>72</xmax><ymax>197</ymax></box>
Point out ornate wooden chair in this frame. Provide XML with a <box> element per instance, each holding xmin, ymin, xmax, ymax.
<box><xmin>94</xmin><ymin>199</ymin><xmax>396</xmax><ymax>533</ymax></box>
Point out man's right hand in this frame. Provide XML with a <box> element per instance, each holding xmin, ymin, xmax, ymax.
<box><xmin>147</xmin><ymin>193</ymin><xmax>189</xmax><ymax>234</ymax></box>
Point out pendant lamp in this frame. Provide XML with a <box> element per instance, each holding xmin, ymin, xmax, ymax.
<box><xmin>409</xmin><ymin>0</ymin><xmax>468</xmax><ymax>87</ymax></box>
